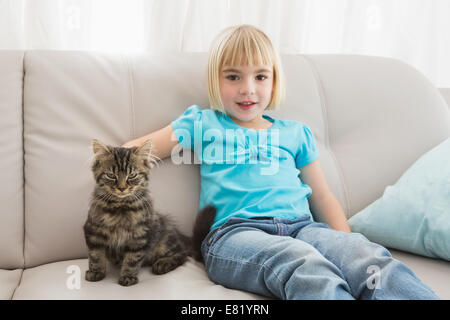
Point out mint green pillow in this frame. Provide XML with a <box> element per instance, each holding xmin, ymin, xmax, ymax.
<box><xmin>348</xmin><ymin>137</ymin><xmax>450</xmax><ymax>261</ymax></box>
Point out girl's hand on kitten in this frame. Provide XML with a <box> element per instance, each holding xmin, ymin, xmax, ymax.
<box><xmin>121</xmin><ymin>140</ymin><xmax>138</xmax><ymax>148</ymax></box>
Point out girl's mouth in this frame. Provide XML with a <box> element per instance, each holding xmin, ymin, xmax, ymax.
<box><xmin>237</xmin><ymin>101</ymin><xmax>256</xmax><ymax>110</ymax></box>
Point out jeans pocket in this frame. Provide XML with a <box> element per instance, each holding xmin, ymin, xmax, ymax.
<box><xmin>206</xmin><ymin>228</ymin><xmax>221</xmax><ymax>246</ymax></box>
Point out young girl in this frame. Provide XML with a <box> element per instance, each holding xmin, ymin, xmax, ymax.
<box><xmin>122</xmin><ymin>25</ymin><xmax>438</xmax><ymax>300</ymax></box>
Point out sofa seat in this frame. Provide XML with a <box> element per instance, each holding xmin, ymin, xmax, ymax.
<box><xmin>0</xmin><ymin>269</ymin><xmax>23</xmax><ymax>300</ymax></box>
<box><xmin>7</xmin><ymin>250</ymin><xmax>450</xmax><ymax>299</ymax></box>
<box><xmin>389</xmin><ymin>249</ymin><xmax>450</xmax><ymax>299</ymax></box>
<box><xmin>11</xmin><ymin>258</ymin><xmax>265</xmax><ymax>300</ymax></box>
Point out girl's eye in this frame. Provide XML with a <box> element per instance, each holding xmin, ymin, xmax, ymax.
<box><xmin>256</xmin><ymin>75</ymin><xmax>267</xmax><ymax>81</ymax></box>
<box><xmin>105</xmin><ymin>173</ymin><xmax>116</xmax><ymax>180</ymax></box>
<box><xmin>226</xmin><ymin>75</ymin><xmax>239</xmax><ymax>81</ymax></box>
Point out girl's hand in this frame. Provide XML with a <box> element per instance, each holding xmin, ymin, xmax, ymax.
<box><xmin>121</xmin><ymin>141</ymin><xmax>137</xmax><ymax>148</ymax></box>
<box><xmin>121</xmin><ymin>124</ymin><xmax>179</xmax><ymax>160</ymax></box>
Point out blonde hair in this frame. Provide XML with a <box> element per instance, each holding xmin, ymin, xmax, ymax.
<box><xmin>207</xmin><ymin>25</ymin><xmax>285</xmax><ymax>112</ymax></box>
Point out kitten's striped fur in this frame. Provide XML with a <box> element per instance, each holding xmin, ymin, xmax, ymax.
<box><xmin>84</xmin><ymin>139</ymin><xmax>191</xmax><ymax>286</ymax></box>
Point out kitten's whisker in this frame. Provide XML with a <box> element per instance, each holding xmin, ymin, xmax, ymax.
<box><xmin>150</xmin><ymin>152</ymin><xmax>162</xmax><ymax>162</ymax></box>
<box><xmin>91</xmin><ymin>190</ymin><xmax>113</xmax><ymax>216</ymax></box>
<box><xmin>91</xmin><ymin>191</ymin><xmax>105</xmax><ymax>215</ymax></box>
<box><xmin>133</xmin><ymin>193</ymin><xmax>144</xmax><ymax>214</ymax></box>
<box><xmin>133</xmin><ymin>194</ymin><xmax>148</xmax><ymax>216</ymax></box>
<box><xmin>149</xmin><ymin>153</ymin><xmax>163</xmax><ymax>169</ymax></box>
<box><xmin>136</xmin><ymin>191</ymin><xmax>152</xmax><ymax>218</ymax></box>
<box><xmin>135</xmin><ymin>192</ymin><xmax>149</xmax><ymax>216</ymax></box>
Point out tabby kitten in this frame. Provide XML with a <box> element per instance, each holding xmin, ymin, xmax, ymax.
<box><xmin>83</xmin><ymin>139</ymin><xmax>190</xmax><ymax>286</ymax></box>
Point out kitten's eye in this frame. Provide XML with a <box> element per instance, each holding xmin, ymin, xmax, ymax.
<box><xmin>128</xmin><ymin>173</ymin><xmax>138</xmax><ymax>180</ymax></box>
<box><xmin>105</xmin><ymin>173</ymin><xmax>116</xmax><ymax>180</ymax></box>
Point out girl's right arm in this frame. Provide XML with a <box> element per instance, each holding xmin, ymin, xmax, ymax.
<box><xmin>121</xmin><ymin>124</ymin><xmax>179</xmax><ymax>160</ymax></box>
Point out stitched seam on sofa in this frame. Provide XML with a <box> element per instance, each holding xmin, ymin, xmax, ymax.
<box><xmin>301</xmin><ymin>55</ymin><xmax>351</xmax><ymax>216</ymax></box>
<box><xmin>124</xmin><ymin>55</ymin><xmax>136</xmax><ymax>139</ymax></box>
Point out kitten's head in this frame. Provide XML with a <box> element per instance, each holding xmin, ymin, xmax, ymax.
<box><xmin>91</xmin><ymin>139</ymin><xmax>156</xmax><ymax>198</ymax></box>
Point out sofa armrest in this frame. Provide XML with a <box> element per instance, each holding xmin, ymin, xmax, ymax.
<box><xmin>439</xmin><ymin>88</ymin><xmax>450</xmax><ymax>109</ymax></box>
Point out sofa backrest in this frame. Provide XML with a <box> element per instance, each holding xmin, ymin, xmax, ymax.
<box><xmin>1</xmin><ymin>51</ymin><xmax>449</xmax><ymax>269</ymax></box>
<box><xmin>439</xmin><ymin>88</ymin><xmax>450</xmax><ymax>109</ymax></box>
<box><xmin>288</xmin><ymin>54</ymin><xmax>450</xmax><ymax>218</ymax></box>
<box><xmin>23</xmin><ymin>52</ymin><xmax>207</xmax><ymax>268</ymax></box>
<box><xmin>0</xmin><ymin>51</ymin><xmax>25</xmax><ymax>270</ymax></box>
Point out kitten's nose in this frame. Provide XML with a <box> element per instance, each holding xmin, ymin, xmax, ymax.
<box><xmin>117</xmin><ymin>187</ymin><xmax>127</xmax><ymax>192</ymax></box>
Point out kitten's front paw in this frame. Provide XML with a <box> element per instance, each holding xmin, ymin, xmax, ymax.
<box><xmin>85</xmin><ymin>270</ymin><xmax>105</xmax><ymax>282</ymax></box>
<box><xmin>152</xmin><ymin>258</ymin><xmax>183</xmax><ymax>275</ymax></box>
<box><xmin>118</xmin><ymin>275</ymin><xmax>139</xmax><ymax>286</ymax></box>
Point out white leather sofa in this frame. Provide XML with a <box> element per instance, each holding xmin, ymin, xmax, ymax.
<box><xmin>1</xmin><ymin>51</ymin><xmax>449</xmax><ymax>300</ymax></box>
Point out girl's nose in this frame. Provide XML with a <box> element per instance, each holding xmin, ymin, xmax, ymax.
<box><xmin>239</xmin><ymin>81</ymin><xmax>255</xmax><ymax>95</ymax></box>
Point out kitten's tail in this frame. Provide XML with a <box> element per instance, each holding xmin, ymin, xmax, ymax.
<box><xmin>191</xmin><ymin>205</ymin><xmax>217</xmax><ymax>262</ymax></box>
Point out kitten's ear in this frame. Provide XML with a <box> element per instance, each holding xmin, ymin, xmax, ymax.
<box><xmin>133</xmin><ymin>139</ymin><xmax>152</xmax><ymax>159</ymax></box>
<box><xmin>92</xmin><ymin>139</ymin><xmax>111</xmax><ymax>156</ymax></box>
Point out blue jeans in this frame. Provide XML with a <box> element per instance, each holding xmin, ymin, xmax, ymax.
<box><xmin>201</xmin><ymin>215</ymin><xmax>439</xmax><ymax>300</ymax></box>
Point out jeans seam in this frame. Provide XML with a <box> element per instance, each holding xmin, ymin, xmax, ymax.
<box><xmin>205</xmin><ymin>251</ymin><xmax>285</xmax><ymax>296</ymax></box>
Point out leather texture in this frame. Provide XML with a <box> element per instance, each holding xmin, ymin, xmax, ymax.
<box><xmin>1</xmin><ymin>50</ymin><xmax>449</xmax><ymax>299</ymax></box>
<box><xmin>0</xmin><ymin>51</ymin><xmax>25</xmax><ymax>270</ymax></box>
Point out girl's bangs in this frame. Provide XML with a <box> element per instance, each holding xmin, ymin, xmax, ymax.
<box><xmin>219</xmin><ymin>30</ymin><xmax>273</xmax><ymax>68</ymax></box>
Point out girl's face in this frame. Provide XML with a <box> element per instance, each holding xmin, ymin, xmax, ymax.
<box><xmin>219</xmin><ymin>64</ymin><xmax>273</xmax><ymax>128</ymax></box>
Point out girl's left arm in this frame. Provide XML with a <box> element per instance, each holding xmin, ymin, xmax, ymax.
<box><xmin>299</xmin><ymin>160</ymin><xmax>351</xmax><ymax>233</ymax></box>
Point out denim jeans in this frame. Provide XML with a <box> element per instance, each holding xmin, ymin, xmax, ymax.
<box><xmin>201</xmin><ymin>215</ymin><xmax>439</xmax><ymax>300</ymax></box>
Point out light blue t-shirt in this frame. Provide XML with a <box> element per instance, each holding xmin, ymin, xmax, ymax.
<box><xmin>171</xmin><ymin>105</ymin><xmax>319</xmax><ymax>230</ymax></box>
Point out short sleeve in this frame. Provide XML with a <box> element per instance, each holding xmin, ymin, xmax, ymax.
<box><xmin>170</xmin><ymin>105</ymin><xmax>202</xmax><ymax>150</ymax></box>
<box><xmin>295</xmin><ymin>124</ymin><xmax>320</xmax><ymax>168</ymax></box>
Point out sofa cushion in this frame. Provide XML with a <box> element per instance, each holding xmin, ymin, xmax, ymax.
<box><xmin>11</xmin><ymin>258</ymin><xmax>265</xmax><ymax>300</ymax></box>
<box><xmin>0</xmin><ymin>269</ymin><xmax>23</xmax><ymax>299</ymax></box>
<box><xmin>0</xmin><ymin>51</ymin><xmax>25</xmax><ymax>269</ymax></box>
<box><xmin>390</xmin><ymin>249</ymin><xmax>450</xmax><ymax>299</ymax></box>
<box><xmin>349</xmin><ymin>137</ymin><xmax>450</xmax><ymax>261</ymax></box>
<box><xmin>22</xmin><ymin>51</ymin><xmax>209</xmax><ymax>268</ymax></box>
<box><xmin>23</xmin><ymin>51</ymin><xmax>136</xmax><ymax>268</ymax></box>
